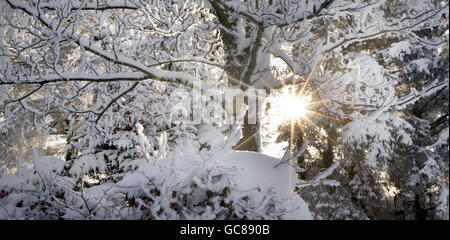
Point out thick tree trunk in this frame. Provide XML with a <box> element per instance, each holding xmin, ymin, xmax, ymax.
<box><xmin>208</xmin><ymin>0</ymin><xmax>263</xmax><ymax>152</ymax></box>
<box><xmin>234</xmin><ymin>111</ymin><xmax>261</xmax><ymax>152</ymax></box>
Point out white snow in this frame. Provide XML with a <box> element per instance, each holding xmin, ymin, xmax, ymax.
<box><xmin>69</xmin><ymin>154</ymin><xmax>106</xmax><ymax>177</ymax></box>
<box><xmin>432</xmin><ymin>127</ymin><xmax>449</xmax><ymax>149</ymax></box>
<box><xmin>34</xmin><ymin>156</ymin><xmax>65</xmax><ymax>177</ymax></box>
<box><xmin>117</xmin><ymin>150</ymin><xmax>312</xmax><ymax>219</ymax></box>
<box><xmin>386</xmin><ymin>40</ymin><xmax>412</xmax><ymax>58</ymax></box>
<box><xmin>218</xmin><ymin>151</ymin><xmax>313</xmax><ymax>220</ymax></box>
<box><xmin>197</xmin><ymin>125</ymin><xmax>226</xmax><ymax>150</ymax></box>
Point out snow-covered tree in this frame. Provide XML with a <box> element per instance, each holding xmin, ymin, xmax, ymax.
<box><xmin>0</xmin><ymin>0</ymin><xmax>448</xmax><ymax>220</ymax></box>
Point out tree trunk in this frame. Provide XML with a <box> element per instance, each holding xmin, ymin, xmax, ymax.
<box><xmin>234</xmin><ymin>110</ymin><xmax>261</xmax><ymax>152</ymax></box>
<box><xmin>208</xmin><ymin>0</ymin><xmax>263</xmax><ymax>152</ymax></box>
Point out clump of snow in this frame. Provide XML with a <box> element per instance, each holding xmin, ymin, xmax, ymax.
<box><xmin>69</xmin><ymin>154</ymin><xmax>106</xmax><ymax>177</ymax></box>
<box><xmin>15</xmin><ymin>155</ymin><xmax>66</xmax><ymax>185</ymax></box>
<box><xmin>61</xmin><ymin>183</ymin><xmax>120</xmax><ymax>219</ymax></box>
<box><xmin>34</xmin><ymin>156</ymin><xmax>65</xmax><ymax>178</ymax></box>
<box><xmin>342</xmin><ymin>111</ymin><xmax>414</xmax><ymax>169</ymax></box>
<box><xmin>386</xmin><ymin>40</ymin><xmax>412</xmax><ymax>58</ymax></box>
<box><xmin>197</xmin><ymin>125</ymin><xmax>226</xmax><ymax>150</ymax></box>
<box><xmin>411</xmin><ymin>58</ymin><xmax>433</xmax><ymax>74</ymax></box>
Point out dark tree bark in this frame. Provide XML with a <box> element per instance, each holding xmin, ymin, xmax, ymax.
<box><xmin>208</xmin><ymin>0</ymin><xmax>263</xmax><ymax>152</ymax></box>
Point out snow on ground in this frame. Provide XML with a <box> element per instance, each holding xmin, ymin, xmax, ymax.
<box><xmin>1</xmin><ymin>150</ymin><xmax>312</xmax><ymax>219</ymax></box>
<box><xmin>218</xmin><ymin>151</ymin><xmax>312</xmax><ymax>220</ymax></box>
<box><xmin>117</xmin><ymin>150</ymin><xmax>312</xmax><ymax>219</ymax></box>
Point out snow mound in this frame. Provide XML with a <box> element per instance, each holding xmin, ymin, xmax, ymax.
<box><xmin>117</xmin><ymin>150</ymin><xmax>312</xmax><ymax>219</ymax></box>
<box><xmin>218</xmin><ymin>151</ymin><xmax>312</xmax><ymax>219</ymax></box>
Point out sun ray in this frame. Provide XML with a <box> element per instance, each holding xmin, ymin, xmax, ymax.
<box><xmin>305</xmin><ymin>110</ymin><xmax>338</xmax><ymax>121</ymax></box>
<box><xmin>307</xmin><ymin>74</ymin><xmax>344</xmax><ymax>97</ymax></box>
<box><xmin>303</xmin><ymin>112</ymin><xmax>339</xmax><ymax>146</ymax></box>
<box><xmin>306</xmin><ymin>98</ymin><xmax>339</xmax><ymax>106</ymax></box>
<box><xmin>232</xmin><ymin>127</ymin><xmax>263</xmax><ymax>151</ymax></box>
<box><xmin>210</xmin><ymin>126</ymin><xmax>265</xmax><ymax>167</ymax></box>
<box><xmin>300</xmin><ymin>115</ymin><xmax>320</xmax><ymax>130</ymax></box>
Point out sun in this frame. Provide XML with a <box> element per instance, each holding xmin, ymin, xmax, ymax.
<box><xmin>275</xmin><ymin>87</ymin><xmax>311</xmax><ymax>122</ymax></box>
<box><xmin>260</xmin><ymin>85</ymin><xmax>313</xmax><ymax>158</ymax></box>
<box><xmin>261</xmin><ymin>85</ymin><xmax>316</xmax><ymax>158</ymax></box>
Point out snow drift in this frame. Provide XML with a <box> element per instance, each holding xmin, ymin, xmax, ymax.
<box><xmin>117</xmin><ymin>150</ymin><xmax>312</xmax><ymax>220</ymax></box>
<box><xmin>0</xmin><ymin>151</ymin><xmax>312</xmax><ymax>219</ymax></box>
